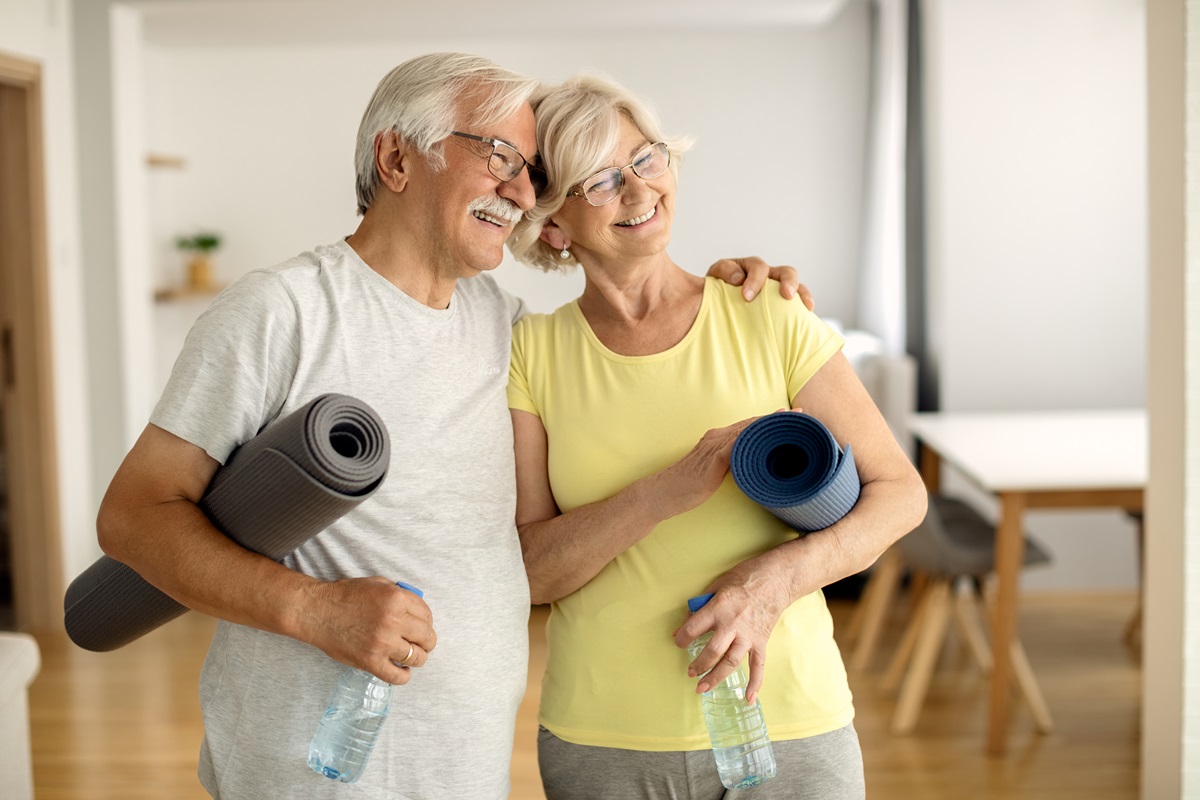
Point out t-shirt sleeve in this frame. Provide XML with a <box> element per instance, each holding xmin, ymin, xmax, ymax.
<box><xmin>762</xmin><ymin>289</ymin><xmax>845</xmax><ymax>405</ymax></box>
<box><xmin>498</xmin><ymin>284</ymin><xmax>529</xmax><ymax>325</ymax></box>
<box><xmin>150</xmin><ymin>270</ymin><xmax>300</xmax><ymax>463</ymax></box>
<box><xmin>507</xmin><ymin>316</ymin><xmax>539</xmax><ymax>416</ymax></box>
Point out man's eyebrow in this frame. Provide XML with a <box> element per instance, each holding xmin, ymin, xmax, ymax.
<box><xmin>493</xmin><ymin>134</ymin><xmax>536</xmax><ymax>159</ymax></box>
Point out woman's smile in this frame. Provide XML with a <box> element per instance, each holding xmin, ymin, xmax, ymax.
<box><xmin>615</xmin><ymin>206</ymin><xmax>658</xmax><ymax>228</ymax></box>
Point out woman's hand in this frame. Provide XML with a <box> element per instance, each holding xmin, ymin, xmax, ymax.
<box><xmin>651</xmin><ymin>416</ymin><xmax>761</xmax><ymax>519</ymax></box>
<box><xmin>673</xmin><ymin>558</ymin><xmax>792</xmax><ymax>705</ymax></box>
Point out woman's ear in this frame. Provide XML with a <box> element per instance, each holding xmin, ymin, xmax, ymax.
<box><xmin>539</xmin><ymin>219</ymin><xmax>569</xmax><ymax>251</ymax></box>
<box><xmin>374</xmin><ymin>130</ymin><xmax>410</xmax><ymax>194</ymax></box>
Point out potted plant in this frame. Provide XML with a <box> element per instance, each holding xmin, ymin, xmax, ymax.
<box><xmin>175</xmin><ymin>231</ymin><xmax>222</xmax><ymax>291</ymax></box>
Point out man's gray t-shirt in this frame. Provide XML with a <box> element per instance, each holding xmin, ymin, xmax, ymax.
<box><xmin>151</xmin><ymin>240</ymin><xmax>530</xmax><ymax>800</ymax></box>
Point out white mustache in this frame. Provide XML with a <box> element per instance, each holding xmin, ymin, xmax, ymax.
<box><xmin>468</xmin><ymin>195</ymin><xmax>523</xmax><ymax>226</ymax></box>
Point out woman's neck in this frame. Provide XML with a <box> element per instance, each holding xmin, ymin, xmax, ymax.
<box><xmin>576</xmin><ymin>256</ymin><xmax>705</xmax><ymax>356</ymax></box>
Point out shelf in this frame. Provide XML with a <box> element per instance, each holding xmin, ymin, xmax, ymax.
<box><xmin>146</xmin><ymin>153</ymin><xmax>187</xmax><ymax>169</ymax></box>
<box><xmin>154</xmin><ymin>284</ymin><xmax>224</xmax><ymax>303</ymax></box>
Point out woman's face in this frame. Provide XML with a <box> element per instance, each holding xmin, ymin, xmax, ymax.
<box><xmin>551</xmin><ymin>114</ymin><xmax>675</xmax><ymax>267</ymax></box>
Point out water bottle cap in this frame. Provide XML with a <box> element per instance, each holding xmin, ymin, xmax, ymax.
<box><xmin>395</xmin><ymin>581</ymin><xmax>424</xmax><ymax>598</ymax></box>
<box><xmin>687</xmin><ymin>592</ymin><xmax>715</xmax><ymax>613</ymax></box>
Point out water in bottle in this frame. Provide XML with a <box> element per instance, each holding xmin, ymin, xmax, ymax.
<box><xmin>307</xmin><ymin>581</ymin><xmax>423</xmax><ymax>783</ymax></box>
<box><xmin>686</xmin><ymin>593</ymin><xmax>778</xmax><ymax>790</ymax></box>
<box><xmin>306</xmin><ymin>667</ymin><xmax>391</xmax><ymax>783</ymax></box>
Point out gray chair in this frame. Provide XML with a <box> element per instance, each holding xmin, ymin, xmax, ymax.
<box><xmin>882</xmin><ymin>493</ymin><xmax>1054</xmax><ymax>735</ymax></box>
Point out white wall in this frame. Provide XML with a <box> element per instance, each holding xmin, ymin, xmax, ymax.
<box><xmin>923</xmin><ymin>0</ymin><xmax>1147</xmax><ymax>590</ymax></box>
<box><xmin>88</xmin><ymin>0</ymin><xmax>1148</xmax><ymax>596</ymax></box>
<box><xmin>0</xmin><ymin>0</ymin><xmax>96</xmax><ymax>586</ymax></box>
<box><xmin>141</xmin><ymin>10</ymin><xmax>873</xmax><ymax>394</ymax></box>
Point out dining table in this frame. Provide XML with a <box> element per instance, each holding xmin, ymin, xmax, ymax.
<box><xmin>905</xmin><ymin>408</ymin><xmax>1147</xmax><ymax>755</ymax></box>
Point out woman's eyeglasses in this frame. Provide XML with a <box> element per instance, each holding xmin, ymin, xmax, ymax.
<box><xmin>567</xmin><ymin>142</ymin><xmax>670</xmax><ymax>206</ymax></box>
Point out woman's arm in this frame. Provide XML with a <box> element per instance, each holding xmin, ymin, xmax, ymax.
<box><xmin>674</xmin><ymin>352</ymin><xmax>928</xmax><ymax>702</ymax></box>
<box><xmin>511</xmin><ymin>409</ymin><xmax>758</xmax><ymax>605</ymax></box>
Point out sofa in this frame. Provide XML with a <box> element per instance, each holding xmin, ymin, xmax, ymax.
<box><xmin>835</xmin><ymin>324</ymin><xmax>918</xmax><ymax>460</ymax></box>
<box><xmin>0</xmin><ymin>632</ymin><xmax>40</xmax><ymax>800</ymax></box>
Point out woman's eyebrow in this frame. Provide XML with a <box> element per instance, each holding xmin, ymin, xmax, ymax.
<box><xmin>627</xmin><ymin>140</ymin><xmax>652</xmax><ymax>159</ymax></box>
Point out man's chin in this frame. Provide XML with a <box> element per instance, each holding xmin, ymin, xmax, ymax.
<box><xmin>461</xmin><ymin>254</ymin><xmax>505</xmax><ymax>278</ymax></box>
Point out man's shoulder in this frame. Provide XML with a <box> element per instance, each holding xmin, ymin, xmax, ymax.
<box><xmin>457</xmin><ymin>272</ymin><xmax>507</xmax><ymax>301</ymax></box>
<box><xmin>219</xmin><ymin>242</ymin><xmax>350</xmax><ymax>304</ymax></box>
<box><xmin>260</xmin><ymin>241</ymin><xmax>350</xmax><ymax>285</ymax></box>
<box><xmin>458</xmin><ymin>273</ymin><xmax>527</xmax><ymax>325</ymax></box>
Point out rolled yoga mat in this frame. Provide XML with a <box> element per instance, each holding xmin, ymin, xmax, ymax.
<box><xmin>64</xmin><ymin>393</ymin><xmax>390</xmax><ymax>652</ymax></box>
<box><xmin>730</xmin><ymin>412</ymin><xmax>861</xmax><ymax>532</ymax></box>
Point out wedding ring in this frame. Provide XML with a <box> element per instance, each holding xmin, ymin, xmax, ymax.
<box><xmin>398</xmin><ymin>642</ymin><xmax>415</xmax><ymax>668</ymax></box>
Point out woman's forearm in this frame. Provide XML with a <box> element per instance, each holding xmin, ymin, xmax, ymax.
<box><xmin>519</xmin><ymin>471</ymin><xmax>687</xmax><ymax>604</ymax></box>
<box><xmin>762</xmin><ymin>470</ymin><xmax>928</xmax><ymax>604</ymax></box>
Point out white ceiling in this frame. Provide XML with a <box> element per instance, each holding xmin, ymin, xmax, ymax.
<box><xmin>131</xmin><ymin>0</ymin><xmax>854</xmax><ymax>47</ymax></box>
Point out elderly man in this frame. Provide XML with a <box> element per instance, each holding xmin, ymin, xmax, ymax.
<box><xmin>96</xmin><ymin>53</ymin><xmax>801</xmax><ymax>799</ymax></box>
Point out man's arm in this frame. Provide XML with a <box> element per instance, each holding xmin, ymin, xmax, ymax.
<box><xmin>96</xmin><ymin>423</ymin><xmax>436</xmax><ymax>684</ymax></box>
<box><xmin>706</xmin><ymin>256</ymin><xmax>815</xmax><ymax>309</ymax></box>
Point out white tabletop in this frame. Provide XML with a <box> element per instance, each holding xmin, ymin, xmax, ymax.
<box><xmin>907</xmin><ymin>409</ymin><xmax>1147</xmax><ymax>493</ymax></box>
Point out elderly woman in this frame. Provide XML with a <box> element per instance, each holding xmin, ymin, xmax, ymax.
<box><xmin>506</xmin><ymin>75</ymin><xmax>926</xmax><ymax>800</ymax></box>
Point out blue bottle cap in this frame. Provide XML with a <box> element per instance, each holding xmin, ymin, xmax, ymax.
<box><xmin>687</xmin><ymin>592</ymin><xmax>715</xmax><ymax>613</ymax></box>
<box><xmin>395</xmin><ymin>581</ymin><xmax>424</xmax><ymax>598</ymax></box>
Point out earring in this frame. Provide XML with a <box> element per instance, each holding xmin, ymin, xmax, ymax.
<box><xmin>560</xmin><ymin>248</ymin><xmax>570</xmax><ymax>260</ymax></box>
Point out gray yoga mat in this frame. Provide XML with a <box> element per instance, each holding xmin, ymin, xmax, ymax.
<box><xmin>64</xmin><ymin>393</ymin><xmax>390</xmax><ymax>652</ymax></box>
<box><xmin>730</xmin><ymin>412</ymin><xmax>860</xmax><ymax>532</ymax></box>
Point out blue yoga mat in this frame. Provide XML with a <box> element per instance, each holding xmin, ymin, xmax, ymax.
<box><xmin>730</xmin><ymin>413</ymin><xmax>861</xmax><ymax>532</ymax></box>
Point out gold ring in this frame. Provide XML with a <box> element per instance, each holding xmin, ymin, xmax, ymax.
<box><xmin>398</xmin><ymin>642</ymin><xmax>415</xmax><ymax>667</ymax></box>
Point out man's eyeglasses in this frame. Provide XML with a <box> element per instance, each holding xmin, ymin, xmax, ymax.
<box><xmin>449</xmin><ymin>131</ymin><xmax>547</xmax><ymax>197</ymax></box>
<box><xmin>567</xmin><ymin>142</ymin><xmax>671</xmax><ymax>206</ymax></box>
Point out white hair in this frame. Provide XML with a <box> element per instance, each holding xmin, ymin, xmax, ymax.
<box><xmin>353</xmin><ymin>52</ymin><xmax>539</xmax><ymax>215</ymax></box>
<box><xmin>508</xmin><ymin>73</ymin><xmax>692</xmax><ymax>273</ymax></box>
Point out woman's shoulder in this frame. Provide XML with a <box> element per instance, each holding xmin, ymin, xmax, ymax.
<box><xmin>704</xmin><ymin>275</ymin><xmax>803</xmax><ymax>320</ymax></box>
<box><xmin>514</xmin><ymin>300</ymin><xmax>577</xmax><ymax>328</ymax></box>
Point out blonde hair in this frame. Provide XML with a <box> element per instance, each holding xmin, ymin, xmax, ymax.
<box><xmin>353</xmin><ymin>52</ymin><xmax>539</xmax><ymax>215</ymax></box>
<box><xmin>507</xmin><ymin>74</ymin><xmax>692</xmax><ymax>272</ymax></box>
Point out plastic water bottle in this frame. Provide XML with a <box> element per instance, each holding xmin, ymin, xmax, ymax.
<box><xmin>307</xmin><ymin>581</ymin><xmax>423</xmax><ymax>783</ymax></box>
<box><xmin>686</xmin><ymin>593</ymin><xmax>777</xmax><ymax>790</ymax></box>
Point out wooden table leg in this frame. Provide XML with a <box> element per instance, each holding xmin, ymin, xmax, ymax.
<box><xmin>848</xmin><ymin>547</ymin><xmax>904</xmax><ymax>672</ymax></box>
<box><xmin>919</xmin><ymin>445</ymin><xmax>942</xmax><ymax>492</ymax></box>
<box><xmin>987</xmin><ymin>491</ymin><xmax>1027</xmax><ymax>755</ymax></box>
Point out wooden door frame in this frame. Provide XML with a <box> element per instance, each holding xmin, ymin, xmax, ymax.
<box><xmin>0</xmin><ymin>50</ymin><xmax>64</xmax><ymax>633</ymax></box>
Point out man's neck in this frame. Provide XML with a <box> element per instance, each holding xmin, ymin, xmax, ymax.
<box><xmin>346</xmin><ymin>212</ymin><xmax>461</xmax><ymax>310</ymax></box>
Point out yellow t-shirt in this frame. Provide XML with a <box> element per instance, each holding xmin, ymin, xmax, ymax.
<box><xmin>507</xmin><ymin>277</ymin><xmax>854</xmax><ymax>751</ymax></box>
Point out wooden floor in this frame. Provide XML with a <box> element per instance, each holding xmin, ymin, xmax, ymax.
<box><xmin>28</xmin><ymin>592</ymin><xmax>1140</xmax><ymax>799</ymax></box>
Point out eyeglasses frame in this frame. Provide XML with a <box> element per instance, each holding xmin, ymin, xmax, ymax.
<box><xmin>448</xmin><ymin>131</ymin><xmax>546</xmax><ymax>192</ymax></box>
<box><xmin>566</xmin><ymin>142</ymin><xmax>671</xmax><ymax>206</ymax></box>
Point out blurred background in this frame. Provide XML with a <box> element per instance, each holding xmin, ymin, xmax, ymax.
<box><xmin>0</xmin><ymin>0</ymin><xmax>1190</xmax><ymax>798</ymax></box>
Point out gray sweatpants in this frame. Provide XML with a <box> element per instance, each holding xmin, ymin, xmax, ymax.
<box><xmin>537</xmin><ymin>723</ymin><xmax>866</xmax><ymax>800</ymax></box>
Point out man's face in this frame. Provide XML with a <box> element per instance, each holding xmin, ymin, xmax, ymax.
<box><xmin>409</xmin><ymin>100</ymin><xmax>539</xmax><ymax>279</ymax></box>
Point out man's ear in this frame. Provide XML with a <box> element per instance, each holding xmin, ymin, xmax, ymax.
<box><xmin>374</xmin><ymin>130</ymin><xmax>410</xmax><ymax>194</ymax></box>
<box><xmin>539</xmin><ymin>219</ymin><xmax>569</xmax><ymax>251</ymax></box>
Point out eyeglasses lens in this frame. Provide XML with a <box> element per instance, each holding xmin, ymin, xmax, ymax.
<box><xmin>489</xmin><ymin>141</ymin><xmax>548</xmax><ymax>198</ymax></box>
<box><xmin>488</xmin><ymin>141</ymin><xmax>523</xmax><ymax>182</ymax></box>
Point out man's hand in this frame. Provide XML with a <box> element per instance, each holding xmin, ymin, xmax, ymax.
<box><xmin>706</xmin><ymin>256</ymin><xmax>815</xmax><ymax>310</ymax></box>
<box><xmin>301</xmin><ymin>577</ymin><xmax>438</xmax><ymax>685</ymax></box>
